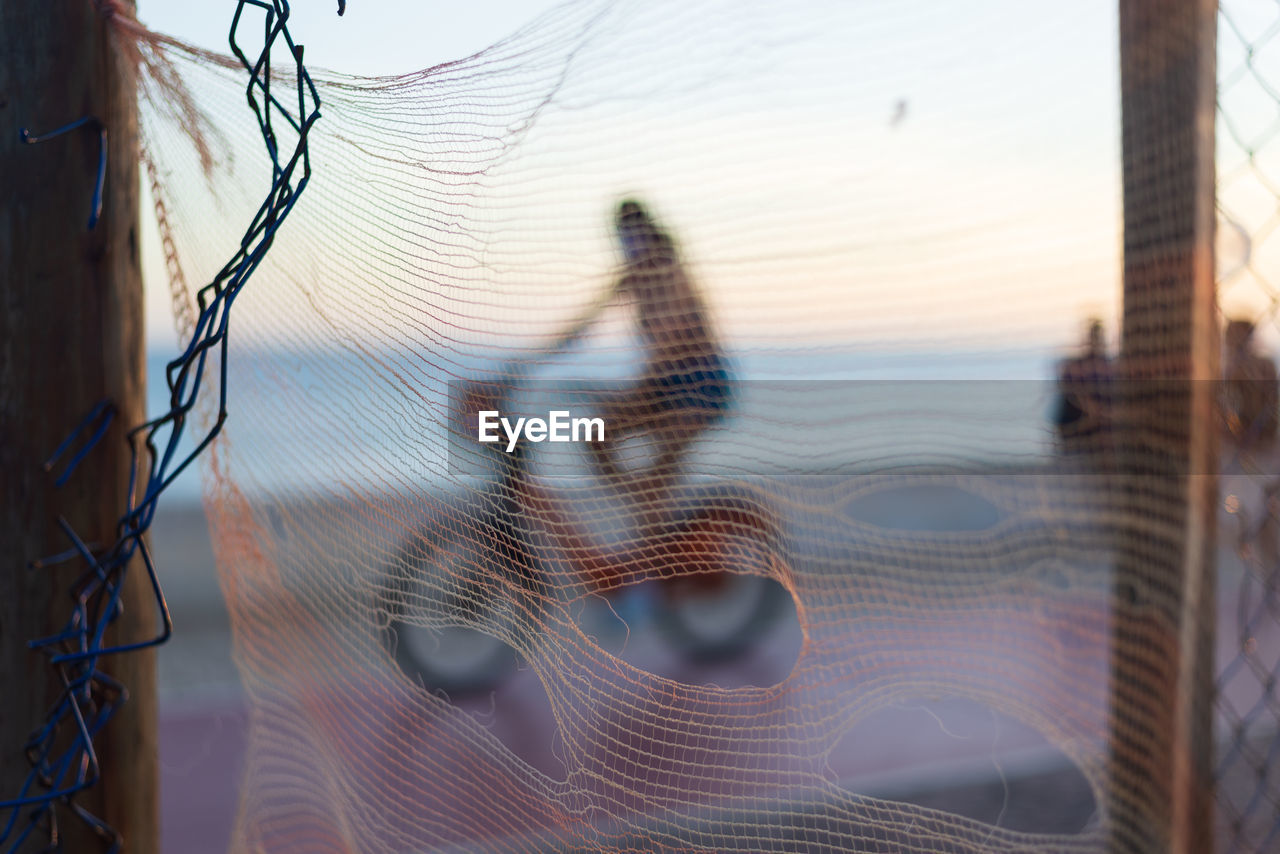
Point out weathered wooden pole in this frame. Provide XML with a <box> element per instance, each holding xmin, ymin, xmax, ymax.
<box><xmin>0</xmin><ymin>2</ymin><xmax>156</xmax><ymax>852</ymax></box>
<box><xmin>1111</xmin><ymin>0</ymin><xmax>1218</xmax><ymax>851</ymax></box>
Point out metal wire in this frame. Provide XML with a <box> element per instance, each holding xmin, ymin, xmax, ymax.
<box><xmin>19</xmin><ymin>116</ymin><xmax>107</xmax><ymax>230</ymax></box>
<box><xmin>1216</xmin><ymin>2</ymin><xmax>1280</xmax><ymax>851</ymax></box>
<box><xmin>0</xmin><ymin>1</ymin><xmax>322</xmax><ymax>850</ymax></box>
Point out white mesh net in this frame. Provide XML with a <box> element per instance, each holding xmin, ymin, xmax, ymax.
<box><xmin>115</xmin><ymin>0</ymin><xmax>1266</xmax><ymax>850</ymax></box>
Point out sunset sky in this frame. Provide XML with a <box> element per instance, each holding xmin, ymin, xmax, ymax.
<box><xmin>134</xmin><ymin>0</ymin><xmax>1153</xmax><ymax>358</ymax></box>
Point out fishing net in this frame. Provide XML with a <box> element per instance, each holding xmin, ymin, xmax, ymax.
<box><xmin>112</xmin><ymin>0</ymin><xmax>1253</xmax><ymax>850</ymax></box>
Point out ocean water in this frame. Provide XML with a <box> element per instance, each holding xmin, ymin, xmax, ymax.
<box><xmin>145</xmin><ymin>345</ymin><xmax>1063</xmax><ymax>505</ymax></box>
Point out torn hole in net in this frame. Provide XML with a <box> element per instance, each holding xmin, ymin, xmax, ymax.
<box><xmin>522</xmin><ymin>478</ymin><xmax>806</xmax><ymax>688</ymax></box>
<box><xmin>379</xmin><ymin>608</ymin><xmax>570</xmax><ymax>782</ymax></box>
<box><xmin>373</xmin><ymin>526</ymin><xmax>543</xmax><ymax>696</ymax></box>
<box><xmin>824</xmin><ymin>697</ymin><xmax>1098</xmax><ymax>836</ymax></box>
<box><xmin>842</xmin><ymin>483</ymin><xmax>1003</xmax><ymax>532</ymax></box>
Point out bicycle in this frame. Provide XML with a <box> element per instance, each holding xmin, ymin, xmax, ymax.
<box><xmin>376</xmin><ymin>371</ymin><xmax>793</xmax><ymax>694</ymax></box>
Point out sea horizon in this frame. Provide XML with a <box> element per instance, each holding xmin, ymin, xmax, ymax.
<box><xmin>145</xmin><ymin>342</ymin><xmax>1068</xmax><ymax>506</ymax></box>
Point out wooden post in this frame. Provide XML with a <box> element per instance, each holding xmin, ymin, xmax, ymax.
<box><xmin>0</xmin><ymin>2</ymin><xmax>155</xmax><ymax>852</ymax></box>
<box><xmin>1111</xmin><ymin>1</ymin><xmax>1217</xmax><ymax>852</ymax></box>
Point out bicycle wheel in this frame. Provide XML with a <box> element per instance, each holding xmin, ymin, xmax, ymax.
<box><xmin>654</xmin><ymin>570</ymin><xmax>790</xmax><ymax>662</ymax></box>
<box><xmin>378</xmin><ymin>522</ymin><xmax>521</xmax><ymax>694</ymax></box>
<box><xmin>649</xmin><ymin>482</ymin><xmax>792</xmax><ymax>661</ymax></box>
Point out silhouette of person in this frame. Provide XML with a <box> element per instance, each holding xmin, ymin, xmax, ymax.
<box><xmin>1223</xmin><ymin>318</ymin><xmax>1278</xmax><ymax>447</ymax></box>
<box><xmin>548</xmin><ymin>199</ymin><xmax>733</xmax><ymax>526</ymax></box>
<box><xmin>1053</xmin><ymin>319</ymin><xmax>1113</xmax><ymax>465</ymax></box>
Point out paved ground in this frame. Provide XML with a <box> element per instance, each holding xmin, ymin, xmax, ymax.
<box><xmin>152</xmin><ymin>477</ymin><xmax>1277</xmax><ymax>853</ymax></box>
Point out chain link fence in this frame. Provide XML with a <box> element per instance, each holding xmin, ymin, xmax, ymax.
<box><xmin>1215</xmin><ymin>2</ymin><xmax>1280</xmax><ymax>851</ymax></box>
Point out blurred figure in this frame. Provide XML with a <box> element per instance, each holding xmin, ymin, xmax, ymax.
<box><xmin>1221</xmin><ymin>320</ymin><xmax>1280</xmax><ymax>577</ymax></box>
<box><xmin>1053</xmin><ymin>319</ymin><xmax>1114</xmax><ymax>465</ymax></box>
<box><xmin>1222</xmin><ymin>318</ymin><xmax>1278</xmax><ymax>448</ymax></box>
<box><xmin>548</xmin><ymin>199</ymin><xmax>733</xmax><ymax>528</ymax></box>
